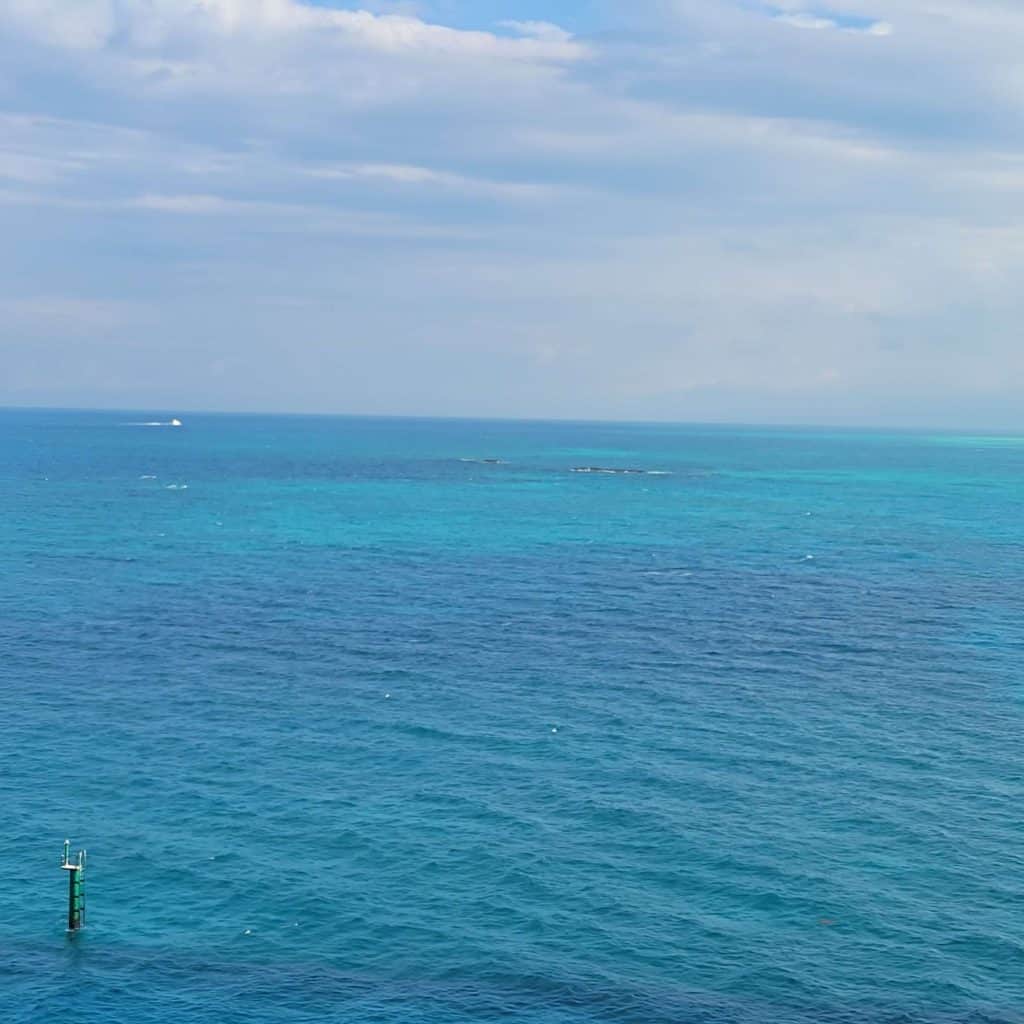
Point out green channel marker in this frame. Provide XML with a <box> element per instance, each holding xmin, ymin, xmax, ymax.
<box><xmin>61</xmin><ymin>840</ymin><xmax>86</xmax><ymax>932</ymax></box>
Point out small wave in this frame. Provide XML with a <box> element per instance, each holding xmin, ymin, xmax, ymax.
<box><xmin>165</xmin><ymin>484</ymin><xmax>189</xmax><ymax>490</ymax></box>
<box><xmin>139</xmin><ymin>475</ymin><xmax>157</xmax><ymax>480</ymax></box>
<box><xmin>571</xmin><ymin>466</ymin><xmax>670</xmax><ymax>476</ymax></box>
<box><xmin>459</xmin><ymin>458</ymin><xmax>506</xmax><ymax>465</ymax></box>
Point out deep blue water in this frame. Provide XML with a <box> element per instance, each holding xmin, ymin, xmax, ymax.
<box><xmin>1</xmin><ymin>409</ymin><xmax>1022</xmax><ymax>1024</ymax></box>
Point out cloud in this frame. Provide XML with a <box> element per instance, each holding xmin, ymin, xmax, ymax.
<box><xmin>306</xmin><ymin>162</ymin><xmax>561</xmax><ymax>200</ymax></box>
<box><xmin>0</xmin><ymin>296</ymin><xmax>144</xmax><ymax>332</ymax></box>
<box><xmin>774</xmin><ymin>10</ymin><xmax>892</xmax><ymax>35</ymax></box>
<box><xmin>121</xmin><ymin>191</ymin><xmax>484</xmax><ymax>238</ymax></box>
<box><xmin>0</xmin><ymin>0</ymin><xmax>591</xmax><ymax>139</ymax></box>
<box><xmin>500</xmin><ymin>20</ymin><xmax>574</xmax><ymax>43</ymax></box>
<box><xmin>130</xmin><ymin>193</ymin><xmax>238</xmax><ymax>214</ymax></box>
<box><xmin>649</xmin><ymin>0</ymin><xmax>1024</xmax><ymax>150</ymax></box>
<box><xmin>0</xmin><ymin>152</ymin><xmax>81</xmax><ymax>185</ymax></box>
<box><xmin>1</xmin><ymin>0</ymin><xmax>587</xmax><ymax>61</ymax></box>
<box><xmin>776</xmin><ymin>12</ymin><xmax>839</xmax><ymax>30</ymax></box>
<box><xmin>1</xmin><ymin>1</ymin><xmax>1023</xmax><ymax>424</ymax></box>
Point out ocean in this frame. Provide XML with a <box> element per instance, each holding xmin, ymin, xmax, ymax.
<box><xmin>1</xmin><ymin>409</ymin><xmax>1021</xmax><ymax>1024</ymax></box>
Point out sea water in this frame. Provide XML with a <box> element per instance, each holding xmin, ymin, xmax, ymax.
<box><xmin>1</xmin><ymin>410</ymin><xmax>1021</xmax><ymax>1023</ymax></box>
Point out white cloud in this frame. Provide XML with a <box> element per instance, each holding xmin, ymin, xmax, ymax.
<box><xmin>1</xmin><ymin>0</ymin><xmax>587</xmax><ymax>60</ymax></box>
<box><xmin>776</xmin><ymin>13</ymin><xmax>838</xmax><ymax>30</ymax></box>
<box><xmin>122</xmin><ymin>191</ymin><xmax>488</xmax><ymax>240</ymax></box>
<box><xmin>131</xmin><ymin>193</ymin><xmax>237</xmax><ymax>214</ymax></box>
<box><xmin>775</xmin><ymin>10</ymin><xmax>893</xmax><ymax>35</ymax></box>
<box><xmin>2</xmin><ymin>0</ymin><xmax>117</xmax><ymax>50</ymax></box>
<box><xmin>500</xmin><ymin>20</ymin><xmax>574</xmax><ymax>43</ymax></box>
<box><xmin>0</xmin><ymin>296</ymin><xmax>144</xmax><ymax>332</ymax></box>
<box><xmin>0</xmin><ymin>0</ymin><xmax>591</xmax><ymax>136</ymax></box>
<box><xmin>306</xmin><ymin>162</ymin><xmax>559</xmax><ymax>200</ymax></box>
<box><xmin>0</xmin><ymin>151</ymin><xmax>82</xmax><ymax>185</ymax></box>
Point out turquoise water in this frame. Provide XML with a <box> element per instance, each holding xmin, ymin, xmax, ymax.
<box><xmin>2</xmin><ymin>410</ymin><xmax>1022</xmax><ymax>1023</ymax></box>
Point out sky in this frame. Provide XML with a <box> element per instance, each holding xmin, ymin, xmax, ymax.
<box><xmin>2</xmin><ymin>0</ymin><xmax>1023</xmax><ymax>426</ymax></box>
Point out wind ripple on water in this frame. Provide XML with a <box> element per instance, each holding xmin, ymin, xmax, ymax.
<box><xmin>1</xmin><ymin>412</ymin><xmax>1022</xmax><ymax>1023</ymax></box>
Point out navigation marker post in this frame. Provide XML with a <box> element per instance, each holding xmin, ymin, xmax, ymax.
<box><xmin>61</xmin><ymin>840</ymin><xmax>86</xmax><ymax>933</ymax></box>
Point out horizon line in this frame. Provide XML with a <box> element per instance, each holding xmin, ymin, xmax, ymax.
<box><xmin>1</xmin><ymin>403</ymin><xmax>1022</xmax><ymax>436</ymax></box>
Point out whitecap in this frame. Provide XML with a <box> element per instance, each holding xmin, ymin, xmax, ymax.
<box><xmin>572</xmin><ymin>466</ymin><xmax>669</xmax><ymax>476</ymax></box>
